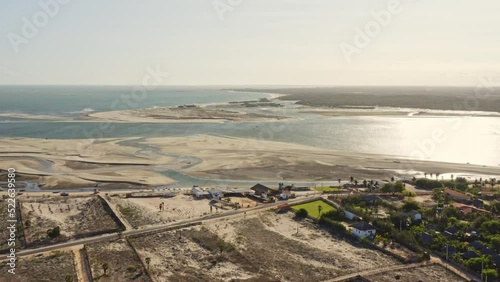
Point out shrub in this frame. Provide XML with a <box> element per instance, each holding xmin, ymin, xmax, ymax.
<box><xmin>295</xmin><ymin>208</ymin><xmax>308</xmax><ymax>218</ymax></box>
<box><xmin>322</xmin><ymin>209</ymin><xmax>345</xmax><ymax>221</ymax></box>
<box><xmin>47</xmin><ymin>226</ymin><xmax>61</xmax><ymax>238</ymax></box>
<box><xmin>415</xmin><ymin>179</ymin><xmax>443</xmax><ymax>189</ymax></box>
<box><xmin>483</xmin><ymin>269</ymin><xmax>499</xmax><ymax>281</ymax></box>
<box><xmin>319</xmin><ymin>216</ymin><xmax>347</xmax><ymax>234</ymax></box>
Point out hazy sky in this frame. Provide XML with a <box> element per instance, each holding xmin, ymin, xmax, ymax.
<box><xmin>1</xmin><ymin>0</ymin><xmax>499</xmax><ymax>86</ymax></box>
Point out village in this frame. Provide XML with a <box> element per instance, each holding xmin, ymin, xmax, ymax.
<box><xmin>0</xmin><ymin>175</ymin><xmax>499</xmax><ymax>281</ymax></box>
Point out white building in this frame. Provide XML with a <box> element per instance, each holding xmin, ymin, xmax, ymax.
<box><xmin>351</xmin><ymin>222</ymin><xmax>376</xmax><ymax>239</ymax></box>
<box><xmin>191</xmin><ymin>186</ymin><xmax>209</xmax><ymax>198</ymax></box>
<box><xmin>406</xmin><ymin>210</ymin><xmax>422</xmax><ymax>221</ymax></box>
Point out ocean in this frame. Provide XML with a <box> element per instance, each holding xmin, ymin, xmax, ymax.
<box><xmin>0</xmin><ymin>85</ymin><xmax>499</xmax><ymax>167</ymax></box>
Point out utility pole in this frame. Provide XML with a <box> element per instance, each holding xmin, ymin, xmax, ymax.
<box><xmin>481</xmin><ymin>261</ymin><xmax>484</xmax><ymax>282</ymax></box>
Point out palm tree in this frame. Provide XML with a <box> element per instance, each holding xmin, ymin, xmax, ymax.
<box><xmin>102</xmin><ymin>262</ymin><xmax>109</xmax><ymax>276</ymax></box>
<box><xmin>145</xmin><ymin>257</ymin><xmax>151</xmax><ymax>270</ymax></box>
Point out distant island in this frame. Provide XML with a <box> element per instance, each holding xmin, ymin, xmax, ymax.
<box><xmin>231</xmin><ymin>86</ymin><xmax>500</xmax><ymax>113</ymax></box>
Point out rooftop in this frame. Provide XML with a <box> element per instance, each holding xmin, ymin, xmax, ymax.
<box><xmin>351</xmin><ymin>222</ymin><xmax>375</xmax><ymax>231</ymax></box>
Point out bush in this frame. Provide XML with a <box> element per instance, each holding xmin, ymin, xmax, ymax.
<box><xmin>415</xmin><ymin>179</ymin><xmax>443</xmax><ymax>189</ymax></box>
<box><xmin>295</xmin><ymin>208</ymin><xmax>308</xmax><ymax>218</ymax></box>
<box><xmin>483</xmin><ymin>269</ymin><xmax>498</xmax><ymax>281</ymax></box>
<box><xmin>47</xmin><ymin>226</ymin><xmax>61</xmax><ymax>238</ymax></box>
<box><xmin>322</xmin><ymin>209</ymin><xmax>345</xmax><ymax>221</ymax></box>
<box><xmin>319</xmin><ymin>216</ymin><xmax>347</xmax><ymax>234</ymax></box>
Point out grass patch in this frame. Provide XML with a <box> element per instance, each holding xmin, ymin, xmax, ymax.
<box><xmin>314</xmin><ymin>186</ymin><xmax>342</xmax><ymax>192</ymax></box>
<box><xmin>292</xmin><ymin>200</ymin><xmax>336</xmax><ymax>219</ymax></box>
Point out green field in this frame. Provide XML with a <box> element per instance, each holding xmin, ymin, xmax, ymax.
<box><xmin>292</xmin><ymin>200</ymin><xmax>336</xmax><ymax>219</ymax></box>
<box><xmin>313</xmin><ymin>186</ymin><xmax>342</xmax><ymax>192</ymax></box>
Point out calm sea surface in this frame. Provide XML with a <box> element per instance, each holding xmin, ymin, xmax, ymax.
<box><xmin>1</xmin><ymin>86</ymin><xmax>499</xmax><ymax>167</ymax></box>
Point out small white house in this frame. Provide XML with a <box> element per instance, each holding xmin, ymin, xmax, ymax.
<box><xmin>351</xmin><ymin>222</ymin><xmax>376</xmax><ymax>239</ymax></box>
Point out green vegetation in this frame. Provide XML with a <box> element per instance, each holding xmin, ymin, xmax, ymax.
<box><xmin>118</xmin><ymin>205</ymin><xmax>137</xmax><ymax>217</ymax></box>
<box><xmin>414</xmin><ymin>178</ymin><xmax>443</xmax><ymax>189</ymax></box>
<box><xmin>295</xmin><ymin>208</ymin><xmax>308</xmax><ymax>218</ymax></box>
<box><xmin>380</xmin><ymin>181</ymin><xmax>405</xmax><ymax>194</ymax></box>
<box><xmin>47</xmin><ymin>226</ymin><xmax>61</xmax><ymax>239</ymax></box>
<box><xmin>401</xmin><ymin>200</ymin><xmax>421</xmax><ymax>212</ymax></box>
<box><xmin>292</xmin><ymin>200</ymin><xmax>336</xmax><ymax>219</ymax></box>
<box><xmin>319</xmin><ymin>217</ymin><xmax>347</xmax><ymax>234</ymax></box>
<box><xmin>314</xmin><ymin>186</ymin><xmax>342</xmax><ymax>193</ymax></box>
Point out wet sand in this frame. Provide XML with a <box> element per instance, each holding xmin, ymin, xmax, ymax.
<box><xmin>2</xmin><ymin>135</ymin><xmax>498</xmax><ymax>189</ymax></box>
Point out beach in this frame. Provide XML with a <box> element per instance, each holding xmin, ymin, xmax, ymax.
<box><xmin>2</xmin><ymin>135</ymin><xmax>499</xmax><ymax>189</ymax></box>
<box><xmin>87</xmin><ymin>105</ymin><xmax>289</xmax><ymax>123</ymax></box>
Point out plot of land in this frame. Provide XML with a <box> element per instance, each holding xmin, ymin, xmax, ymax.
<box><xmin>365</xmin><ymin>263</ymin><xmax>467</xmax><ymax>282</ymax></box>
<box><xmin>20</xmin><ymin>196</ymin><xmax>122</xmax><ymax>247</ymax></box>
<box><xmin>86</xmin><ymin>239</ymin><xmax>151</xmax><ymax>282</ymax></box>
<box><xmin>109</xmin><ymin>194</ymin><xmax>213</xmax><ymax>229</ymax></box>
<box><xmin>205</xmin><ymin>212</ymin><xmax>401</xmax><ymax>281</ymax></box>
<box><xmin>129</xmin><ymin>227</ymin><xmax>268</xmax><ymax>282</ymax></box>
<box><xmin>292</xmin><ymin>199</ymin><xmax>336</xmax><ymax>218</ymax></box>
<box><xmin>0</xmin><ymin>251</ymin><xmax>77</xmax><ymax>282</ymax></box>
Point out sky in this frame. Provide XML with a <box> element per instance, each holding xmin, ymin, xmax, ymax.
<box><xmin>0</xmin><ymin>0</ymin><xmax>499</xmax><ymax>86</ymax></box>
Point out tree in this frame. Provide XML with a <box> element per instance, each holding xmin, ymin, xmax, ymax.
<box><xmin>102</xmin><ymin>262</ymin><xmax>109</xmax><ymax>276</ymax></box>
<box><xmin>322</xmin><ymin>209</ymin><xmax>345</xmax><ymax>221</ymax></box>
<box><xmin>363</xmin><ymin>180</ymin><xmax>367</xmax><ymax>187</ymax></box>
<box><xmin>354</xmin><ymin>180</ymin><xmax>358</xmax><ymax>187</ymax></box>
<box><xmin>65</xmin><ymin>274</ymin><xmax>73</xmax><ymax>282</ymax></box>
<box><xmin>393</xmin><ymin>182</ymin><xmax>405</xmax><ymax>193</ymax></box>
<box><xmin>295</xmin><ymin>208</ymin><xmax>308</xmax><ymax>218</ymax></box>
<box><xmin>350</xmin><ymin>176</ymin><xmax>354</xmax><ymax>183</ymax></box>
<box><xmin>381</xmin><ymin>182</ymin><xmax>405</xmax><ymax>195</ymax></box>
<box><xmin>338</xmin><ymin>178</ymin><xmax>341</xmax><ymax>184</ymax></box>
<box><xmin>402</xmin><ymin>201</ymin><xmax>420</xmax><ymax>212</ymax></box>
<box><xmin>480</xmin><ymin>220</ymin><xmax>500</xmax><ymax>236</ymax></box>
<box><xmin>465</xmin><ymin>257</ymin><xmax>488</xmax><ymax>273</ymax></box>
<box><xmin>391</xmin><ymin>176</ymin><xmax>395</xmax><ymax>182</ymax></box>
<box><xmin>381</xmin><ymin>183</ymin><xmax>394</xmax><ymax>194</ymax></box>
<box><xmin>390</xmin><ymin>212</ymin><xmax>410</xmax><ymax>230</ymax></box>
<box><xmin>145</xmin><ymin>257</ymin><xmax>151</xmax><ymax>270</ymax></box>
<box><xmin>318</xmin><ymin>205</ymin><xmax>323</xmax><ymax>216</ymax></box>
<box><xmin>415</xmin><ymin>178</ymin><xmax>443</xmax><ymax>190</ymax></box>
<box><xmin>483</xmin><ymin>269</ymin><xmax>498</xmax><ymax>281</ymax></box>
